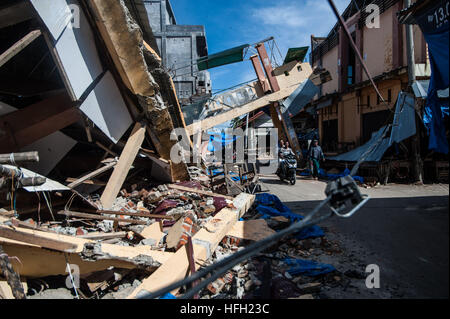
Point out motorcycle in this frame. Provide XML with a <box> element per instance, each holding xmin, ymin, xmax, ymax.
<box><xmin>277</xmin><ymin>154</ymin><xmax>297</xmax><ymax>185</ymax></box>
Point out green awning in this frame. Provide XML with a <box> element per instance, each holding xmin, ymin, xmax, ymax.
<box><xmin>283</xmin><ymin>47</ymin><xmax>309</xmax><ymax>65</ymax></box>
<box><xmin>197</xmin><ymin>44</ymin><xmax>249</xmax><ymax>71</ymax></box>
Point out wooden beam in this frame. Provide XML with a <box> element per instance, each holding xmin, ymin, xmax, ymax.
<box><xmin>0</xmin><ymin>30</ymin><xmax>41</xmax><ymax>69</ymax></box>
<box><xmin>0</xmin><ymin>229</ymin><xmax>174</xmax><ymax>278</ymax></box>
<box><xmin>0</xmin><ymin>225</ymin><xmax>78</xmax><ymax>253</ymax></box>
<box><xmin>100</xmin><ymin>122</ymin><xmax>146</xmax><ymax>210</ymax></box>
<box><xmin>67</xmin><ymin>160</ymin><xmax>117</xmax><ymax>189</ymax></box>
<box><xmin>269</xmin><ymin>103</ymin><xmax>288</xmax><ymax>142</ymax></box>
<box><xmin>65</xmin><ymin>178</ymin><xmax>106</xmax><ymax>186</ymax></box>
<box><xmin>0</xmin><ymin>94</ymin><xmax>80</xmax><ymax>153</ymax></box>
<box><xmin>127</xmin><ymin>193</ymin><xmax>255</xmax><ymax>299</ymax></box>
<box><xmin>95</xmin><ymin>141</ymin><xmax>118</xmax><ymax>157</ymax></box>
<box><xmin>57</xmin><ymin>211</ymin><xmax>148</xmax><ymax>225</ymax></box>
<box><xmin>226</xmin><ymin>219</ymin><xmax>276</xmax><ymax>242</ymax></box>
<box><xmin>78</xmin><ymin>231</ymin><xmax>127</xmax><ymax>240</ymax></box>
<box><xmin>89</xmin><ymin>209</ymin><xmax>175</xmax><ymax>220</ymax></box>
<box><xmin>168</xmin><ymin>184</ymin><xmax>234</xmax><ymax>201</ymax></box>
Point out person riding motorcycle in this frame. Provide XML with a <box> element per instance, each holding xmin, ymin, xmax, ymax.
<box><xmin>278</xmin><ymin>141</ymin><xmax>295</xmax><ymax>176</ymax></box>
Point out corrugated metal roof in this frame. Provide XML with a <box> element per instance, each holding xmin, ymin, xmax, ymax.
<box><xmin>412</xmin><ymin>80</ymin><xmax>449</xmax><ymax>98</ymax></box>
<box><xmin>281</xmin><ymin>79</ymin><xmax>319</xmax><ymax>117</ymax></box>
<box><xmin>330</xmin><ymin>92</ymin><xmax>416</xmax><ymax>163</ymax></box>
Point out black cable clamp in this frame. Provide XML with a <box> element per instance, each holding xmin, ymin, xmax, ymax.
<box><xmin>325</xmin><ymin>175</ymin><xmax>370</xmax><ymax>218</ymax></box>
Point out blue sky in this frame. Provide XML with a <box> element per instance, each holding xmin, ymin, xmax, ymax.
<box><xmin>170</xmin><ymin>0</ymin><xmax>350</xmax><ymax>92</ymax></box>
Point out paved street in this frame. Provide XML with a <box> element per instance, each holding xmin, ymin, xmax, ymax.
<box><xmin>259</xmin><ymin>175</ymin><xmax>449</xmax><ymax>298</ymax></box>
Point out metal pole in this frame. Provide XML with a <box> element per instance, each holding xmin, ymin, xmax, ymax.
<box><xmin>405</xmin><ymin>0</ymin><xmax>416</xmax><ymax>86</ymax></box>
<box><xmin>245</xmin><ymin>113</ymin><xmax>250</xmax><ymax>149</ymax></box>
<box><xmin>404</xmin><ymin>0</ymin><xmax>422</xmax><ymax>183</ymax></box>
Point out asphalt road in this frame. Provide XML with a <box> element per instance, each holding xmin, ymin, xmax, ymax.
<box><xmin>259</xmin><ymin>176</ymin><xmax>449</xmax><ymax>299</ymax></box>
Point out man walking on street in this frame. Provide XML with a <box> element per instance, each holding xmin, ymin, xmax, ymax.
<box><xmin>308</xmin><ymin>140</ymin><xmax>325</xmax><ymax>180</ymax></box>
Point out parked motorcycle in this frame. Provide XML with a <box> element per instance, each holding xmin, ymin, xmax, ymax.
<box><xmin>277</xmin><ymin>154</ymin><xmax>297</xmax><ymax>185</ymax></box>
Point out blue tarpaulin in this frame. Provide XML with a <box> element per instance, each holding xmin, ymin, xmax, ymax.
<box><xmin>282</xmin><ymin>258</ymin><xmax>336</xmax><ymax>276</ymax></box>
<box><xmin>160</xmin><ymin>293</ymin><xmax>177</xmax><ymax>299</ymax></box>
<box><xmin>207</xmin><ymin>131</ymin><xmax>241</xmax><ymax>152</ymax></box>
<box><xmin>407</xmin><ymin>0</ymin><xmax>449</xmax><ymax>154</ymax></box>
<box><xmin>300</xmin><ymin>168</ymin><xmax>364</xmax><ymax>184</ymax></box>
<box><xmin>255</xmin><ymin>193</ymin><xmax>324</xmax><ymax>240</ymax></box>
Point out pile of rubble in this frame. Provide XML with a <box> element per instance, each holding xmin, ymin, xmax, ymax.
<box><xmin>0</xmin><ymin>173</ymin><xmax>242</xmax><ymax>298</ymax></box>
<box><xmin>0</xmin><ymin>163</ymin><xmax>374</xmax><ymax>300</ymax></box>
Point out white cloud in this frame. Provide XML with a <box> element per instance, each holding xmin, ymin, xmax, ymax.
<box><xmin>253</xmin><ymin>5</ymin><xmax>308</xmax><ymax>28</ymax></box>
<box><xmin>249</xmin><ymin>0</ymin><xmax>351</xmax><ymax>59</ymax></box>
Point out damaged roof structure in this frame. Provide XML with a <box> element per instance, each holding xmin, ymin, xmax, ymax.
<box><xmin>0</xmin><ymin>0</ymin><xmax>336</xmax><ymax>300</ymax></box>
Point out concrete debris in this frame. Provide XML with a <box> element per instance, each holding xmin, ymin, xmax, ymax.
<box><xmin>1</xmin><ymin>0</ymin><xmax>438</xmax><ymax>302</ymax></box>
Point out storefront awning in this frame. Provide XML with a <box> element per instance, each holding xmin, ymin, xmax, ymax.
<box><xmin>197</xmin><ymin>44</ymin><xmax>249</xmax><ymax>71</ymax></box>
<box><xmin>283</xmin><ymin>47</ymin><xmax>309</xmax><ymax>65</ymax></box>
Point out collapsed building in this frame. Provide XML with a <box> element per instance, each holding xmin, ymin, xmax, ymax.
<box><xmin>297</xmin><ymin>0</ymin><xmax>449</xmax><ymax>184</ymax></box>
<box><xmin>0</xmin><ymin>0</ymin><xmax>446</xmax><ymax>300</ymax></box>
<box><xmin>0</xmin><ymin>0</ymin><xmax>333</xmax><ymax>300</ymax></box>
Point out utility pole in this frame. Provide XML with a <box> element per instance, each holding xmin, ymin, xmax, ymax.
<box><xmin>405</xmin><ymin>0</ymin><xmax>423</xmax><ymax>184</ymax></box>
<box><xmin>405</xmin><ymin>0</ymin><xmax>416</xmax><ymax>86</ymax></box>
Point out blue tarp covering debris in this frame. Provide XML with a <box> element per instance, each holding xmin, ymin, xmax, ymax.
<box><xmin>421</xmin><ymin>23</ymin><xmax>449</xmax><ymax>154</ymax></box>
<box><xmin>403</xmin><ymin>0</ymin><xmax>449</xmax><ymax>154</ymax></box>
<box><xmin>300</xmin><ymin>168</ymin><xmax>364</xmax><ymax>184</ymax></box>
<box><xmin>255</xmin><ymin>193</ymin><xmax>324</xmax><ymax>240</ymax></box>
<box><xmin>329</xmin><ymin>92</ymin><xmax>416</xmax><ymax>163</ymax></box>
<box><xmin>208</xmin><ymin>168</ymin><xmax>248</xmax><ymax>182</ymax></box>
<box><xmin>282</xmin><ymin>258</ymin><xmax>336</xmax><ymax>276</ymax></box>
<box><xmin>160</xmin><ymin>293</ymin><xmax>177</xmax><ymax>299</ymax></box>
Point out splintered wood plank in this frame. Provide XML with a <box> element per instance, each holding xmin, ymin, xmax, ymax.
<box><xmin>0</xmin><ymin>30</ymin><xmax>41</xmax><ymax>68</ymax></box>
<box><xmin>127</xmin><ymin>193</ymin><xmax>255</xmax><ymax>299</ymax></box>
<box><xmin>100</xmin><ymin>122</ymin><xmax>146</xmax><ymax>210</ymax></box>
<box><xmin>0</xmin><ymin>225</ymin><xmax>79</xmax><ymax>253</ymax></box>
<box><xmin>0</xmin><ymin>226</ymin><xmax>174</xmax><ymax>277</ymax></box>
<box><xmin>78</xmin><ymin>231</ymin><xmax>127</xmax><ymax>240</ymax></box>
<box><xmin>168</xmin><ymin>184</ymin><xmax>234</xmax><ymax>200</ymax></box>
<box><xmin>57</xmin><ymin>211</ymin><xmax>148</xmax><ymax>225</ymax></box>
<box><xmin>67</xmin><ymin>160</ymin><xmax>117</xmax><ymax>188</ymax></box>
<box><xmin>0</xmin><ymin>241</ymin><xmax>172</xmax><ymax>278</ymax></box>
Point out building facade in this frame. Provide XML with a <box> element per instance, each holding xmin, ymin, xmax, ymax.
<box><xmin>309</xmin><ymin>0</ymin><xmax>429</xmax><ymax>154</ymax></box>
<box><xmin>143</xmin><ymin>0</ymin><xmax>212</xmax><ymax>104</ymax></box>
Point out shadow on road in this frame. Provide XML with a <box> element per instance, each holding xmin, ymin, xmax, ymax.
<box><xmin>266</xmin><ymin>195</ymin><xmax>449</xmax><ymax>298</ymax></box>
